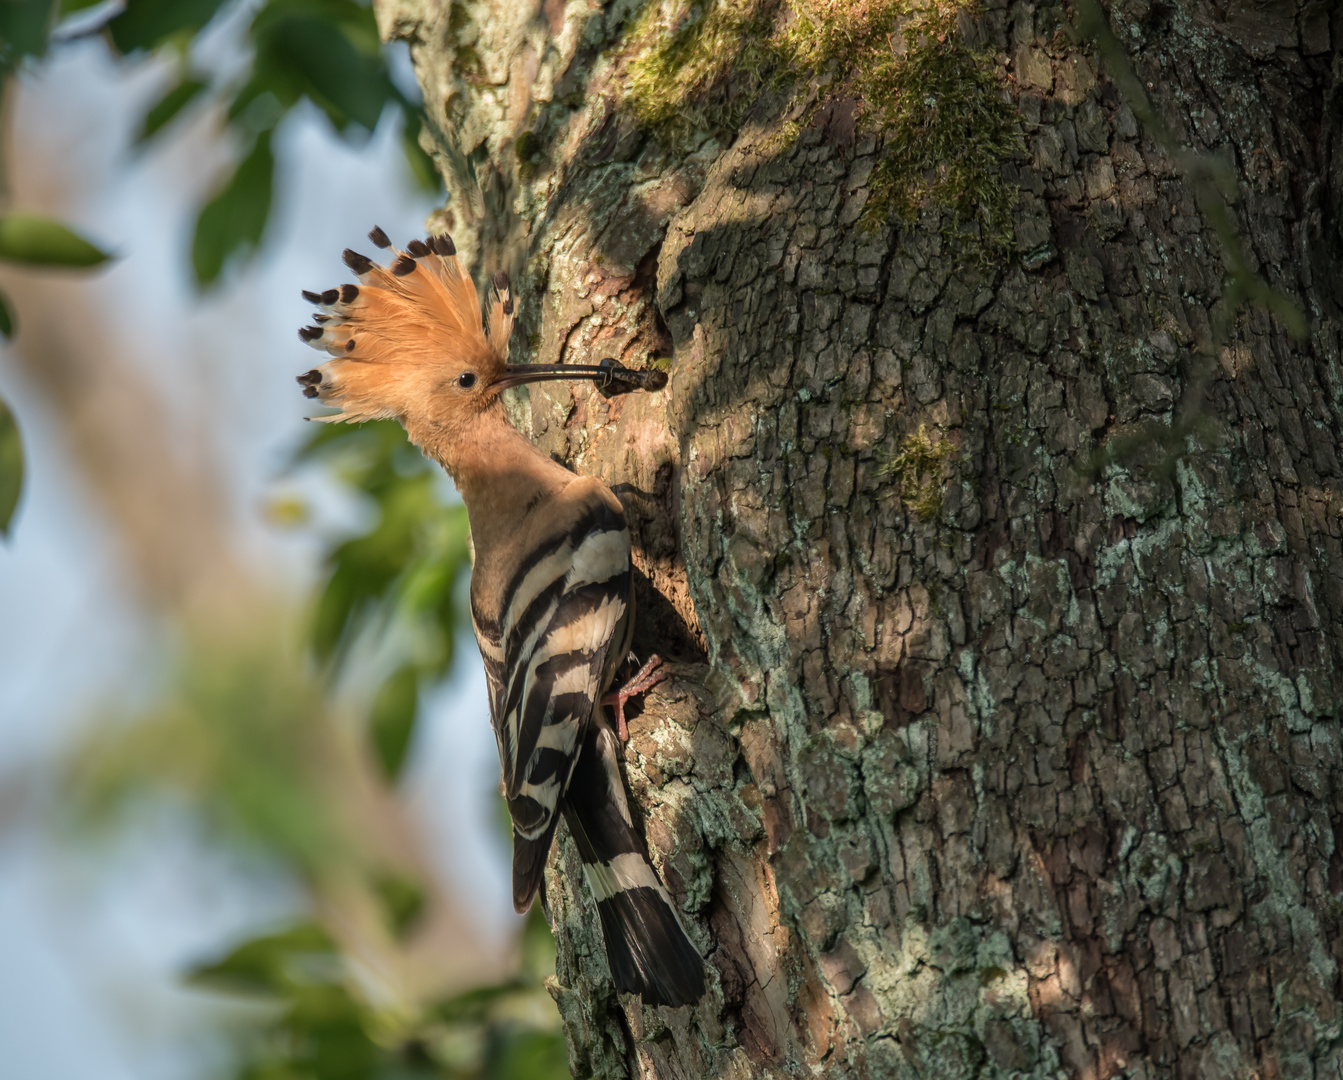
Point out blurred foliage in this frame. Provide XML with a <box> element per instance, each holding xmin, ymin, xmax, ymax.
<box><xmin>0</xmin><ymin>1</ymin><xmax>124</xmax><ymax>539</ymax></box>
<box><xmin>193</xmin><ymin>126</ymin><xmax>276</xmax><ymax>286</ymax></box>
<box><xmin>66</xmin><ymin>416</ymin><xmax>573</xmax><ymax>1079</ymax></box>
<box><xmin>0</xmin><ymin>0</ymin><xmax>60</xmax><ymax>68</ymax></box>
<box><xmin>0</xmin><ymin>212</ymin><xmax>113</xmax><ymax>266</ymax></box>
<box><xmin>1</xmin><ymin>0</ymin><xmax>438</xmax><ymax>287</ymax></box>
<box><xmin>0</xmin><ymin>4</ymin><xmax>569</xmax><ymax>1077</ymax></box>
<box><xmin>103</xmin><ymin>0</ymin><xmax>441</xmax><ymax>286</ymax></box>
<box><xmin>0</xmin><ymin>213</ymin><xmax>112</xmax><ymax>486</ymax></box>
<box><xmin>0</xmin><ymin>395</ymin><xmax>22</xmax><ymax>536</ymax></box>
<box><xmin>187</xmin><ymin>908</ymin><xmax>570</xmax><ymax>1080</ymax></box>
<box><xmin>1</xmin><ymin>0</ymin><xmax>443</xmax><ymax>535</ymax></box>
<box><xmin>70</xmin><ymin>627</ymin><xmax>345</xmax><ymax>869</ymax></box>
<box><xmin>58</xmin><ymin>407</ymin><xmax>575</xmax><ymax>1078</ymax></box>
<box><xmin>294</xmin><ymin>419</ymin><xmax>473</xmax><ymax>783</ymax></box>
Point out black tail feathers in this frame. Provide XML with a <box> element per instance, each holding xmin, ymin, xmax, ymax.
<box><xmin>593</xmin><ymin>876</ymin><xmax>706</xmax><ymax>1006</ymax></box>
<box><xmin>562</xmin><ymin>718</ymin><xmax>706</xmax><ymax>1007</ymax></box>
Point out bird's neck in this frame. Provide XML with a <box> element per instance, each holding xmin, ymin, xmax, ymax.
<box><xmin>408</xmin><ymin>401</ymin><xmax>573</xmax><ymax>555</ymax></box>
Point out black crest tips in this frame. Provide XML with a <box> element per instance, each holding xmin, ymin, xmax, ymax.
<box><xmin>368</xmin><ymin>225</ymin><xmax>391</xmax><ymax>248</ymax></box>
<box><xmin>406</xmin><ymin>238</ymin><xmax>430</xmax><ymax>257</ymax></box>
<box><xmin>297</xmin><ymin>369</ymin><xmax>322</xmax><ymax>386</ymax></box>
<box><xmin>391</xmin><ymin>254</ymin><xmax>417</xmax><ymax>276</ymax></box>
<box><xmin>302</xmin><ymin>384</ymin><xmax>319</xmax><ymax>398</ymax></box>
<box><xmin>298</xmin><ymin>325</ymin><xmax>322</xmax><ymax>342</ymax></box>
<box><xmin>502</xmin><ymin>298</ymin><xmax>514</xmax><ymax>315</ymax></box>
<box><xmin>345</xmin><ymin>339</ymin><xmax>356</xmax><ymax>352</ymax></box>
<box><xmin>492</xmin><ymin>270</ymin><xmax>510</xmax><ymax>292</ymax></box>
<box><xmin>342</xmin><ymin>249</ymin><xmax>373</xmax><ymax>274</ymax></box>
<box><xmin>430</xmin><ymin>233</ymin><xmax>455</xmax><ymax>257</ymax></box>
<box><xmin>339</xmin><ymin>283</ymin><xmax>359</xmax><ymax>304</ymax></box>
<box><xmin>301</xmin><ymin>289</ymin><xmax>323</xmax><ymax>303</ymax></box>
<box><xmin>314</xmin><ymin>314</ymin><xmax>330</xmax><ymax>324</ymax></box>
<box><xmin>320</xmin><ymin>288</ymin><xmax>340</xmax><ymax>305</ymax></box>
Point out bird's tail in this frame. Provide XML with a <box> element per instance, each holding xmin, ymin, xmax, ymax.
<box><xmin>561</xmin><ymin>718</ymin><xmax>706</xmax><ymax>1008</ymax></box>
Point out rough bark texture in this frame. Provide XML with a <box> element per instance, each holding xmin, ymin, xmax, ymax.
<box><xmin>378</xmin><ymin>1</ymin><xmax>1343</xmax><ymax>1076</ymax></box>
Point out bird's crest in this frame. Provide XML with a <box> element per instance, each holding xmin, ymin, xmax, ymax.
<box><xmin>295</xmin><ymin>226</ymin><xmax>514</xmax><ymax>423</ymax></box>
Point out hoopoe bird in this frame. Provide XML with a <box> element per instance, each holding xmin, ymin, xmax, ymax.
<box><xmin>295</xmin><ymin>227</ymin><xmax>706</xmax><ymax>1008</ymax></box>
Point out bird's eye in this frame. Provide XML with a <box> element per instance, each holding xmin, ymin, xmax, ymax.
<box><xmin>458</xmin><ymin>372</ymin><xmax>477</xmax><ymax>389</ymax></box>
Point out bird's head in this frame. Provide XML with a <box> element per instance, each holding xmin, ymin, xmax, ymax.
<box><xmin>295</xmin><ymin>227</ymin><xmax>520</xmax><ymax>439</ymax></box>
<box><xmin>296</xmin><ymin>227</ymin><xmax>668</xmax><ymax>457</ymax></box>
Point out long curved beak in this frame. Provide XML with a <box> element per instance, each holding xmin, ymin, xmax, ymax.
<box><xmin>495</xmin><ymin>358</ymin><xmax>668</xmax><ymax>395</ymax></box>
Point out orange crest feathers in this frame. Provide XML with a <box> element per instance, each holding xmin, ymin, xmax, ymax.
<box><xmin>295</xmin><ymin>227</ymin><xmax>515</xmax><ymax>424</ymax></box>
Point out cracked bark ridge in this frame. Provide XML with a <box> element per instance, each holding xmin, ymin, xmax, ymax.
<box><xmin>379</xmin><ymin>0</ymin><xmax>1343</xmax><ymax>1076</ymax></box>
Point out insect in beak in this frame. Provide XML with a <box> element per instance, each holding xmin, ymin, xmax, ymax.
<box><xmin>494</xmin><ymin>358</ymin><xmax>668</xmax><ymax>395</ymax></box>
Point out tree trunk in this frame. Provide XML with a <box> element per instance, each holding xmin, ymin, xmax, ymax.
<box><xmin>380</xmin><ymin>1</ymin><xmax>1343</xmax><ymax>1076</ymax></box>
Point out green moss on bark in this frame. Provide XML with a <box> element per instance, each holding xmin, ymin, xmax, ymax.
<box><xmin>879</xmin><ymin>423</ymin><xmax>958</xmax><ymax>521</ymax></box>
<box><xmin>623</xmin><ymin>1</ymin><xmax>1022</xmax><ymax>253</ymax></box>
<box><xmin>855</xmin><ymin>5</ymin><xmax>1024</xmax><ymax>253</ymax></box>
<box><xmin>625</xmin><ymin>0</ymin><xmax>781</xmax><ymax>142</ymax></box>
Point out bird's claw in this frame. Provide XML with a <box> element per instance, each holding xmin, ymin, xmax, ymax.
<box><xmin>602</xmin><ymin>654</ymin><xmax>668</xmax><ymax>741</ymax></box>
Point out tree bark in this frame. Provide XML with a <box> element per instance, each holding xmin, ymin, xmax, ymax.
<box><xmin>380</xmin><ymin>1</ymin><xmax>1343</xmax><ymax>1076</ymax></box>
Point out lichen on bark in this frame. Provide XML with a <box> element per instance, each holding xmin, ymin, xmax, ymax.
<box><xmin>377</xmin><ymin>0</ymin><xmax>1343</xmax><ymax>1077</ymax></box>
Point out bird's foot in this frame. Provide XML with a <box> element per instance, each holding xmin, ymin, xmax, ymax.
<box><xmin>602</xmin><ymin>654</ymin><xmax>668</xmax><ymax>741</ymax></box>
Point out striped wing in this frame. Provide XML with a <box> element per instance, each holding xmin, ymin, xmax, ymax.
<box><xmin>471</xmin><ymin>496</ymin><xmax>631</xmax><ymax>912</ymax></box>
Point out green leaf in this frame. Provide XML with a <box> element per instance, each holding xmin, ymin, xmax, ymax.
<box><xmin>192</xmin><ymin>130</ymin><xmax>274</xmax><ymax>286</ymax></box>
<box><xmin>310</xmin><ymin>559</ymin><xmax>363</xmax><ymax>661</ymax></box>
<box><xmin>136</xmin><ymin>77</ymin><xmax>207</xmax><ymax>143</ymax></box>
<box><xmin>373</xmin><ymin>871</ymin><xmax>425</xmax><ymax>937</ymax></box>
<box><xmin>519</xmin><ymin>903</ymin><xmax>558</xmax><ymax>977</ymax></box>
<box><xmin>188</xmin><ymin>922</ymin><xmax>336</xmax><ymax>996</ymax></box>
<box><xmin>226</xmin><ymin>74</ymin><xmax>297</xmax><ymax>129</ymax></box>
<box><xmin>310</xmin><ymin>473</ymin><xmax>438</xmax><ymax>660</ymax></box>
<box><xmin>0</xmin><ymin>397</ymin><xmax>24</xmax><ymax>538</ymax></box>
<box><xmin>0</xmin><ymin>289</ymin><xmax>14</xmax><ymax>339</ymax></box>
<box><xmin>486</xmin><ymin>1027</ymin><xmax>571</xmax><ymax>1080</ymax></box>
<box><xmin>58</xmin><ymin>0</ymin><xmax>106</xmax><ymax>14</ymax></box>
<box><xmin>0</xmin><ymin>214</ymin><xmax>112</xmax><ymax>268</ymax></box>
<box><xmin>370</xmin><ymin>664</ymin><xmax>419</xmax><ymax>781</ymax></box>
<box><xmin>259</xmin><ymin>14</ymin><xmax>395</xmax><ymax>132</ymax></box>
<box><xmin>289</xmin><ymin>416</ymin><xmax>407</xmax><ymax>467</ymax></box>
<box><xmin>433</xmin><ymin>978</ymin><xmax>529</xmax><ymax>1023</ymax></box>
<box><xmin>0</xmin><ymin>0</ymin><xmax>58</xmax><ymax>65</ymax></box>
<box><xmin>107</xmin><ymin>0</ymin><xmax>230</xmax><ymax>53</ymax></box>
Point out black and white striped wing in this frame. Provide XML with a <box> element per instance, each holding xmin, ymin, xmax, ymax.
<box><xmin>473</xmin><ymin>502</ymin><xmax>630</xmax><ymax>912</ymax></box>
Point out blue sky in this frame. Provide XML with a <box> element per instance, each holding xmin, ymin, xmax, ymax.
<box><xmin>0</xmin><ymin>22</ymin><xmax>512</xmax><ymax>1078</ymax></box>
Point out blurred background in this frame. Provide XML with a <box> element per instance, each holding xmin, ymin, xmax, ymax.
<box><xmin>0</xmin><ymin>3</ymin><xmax>567</xmax><ymax>1077</ymax></box>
